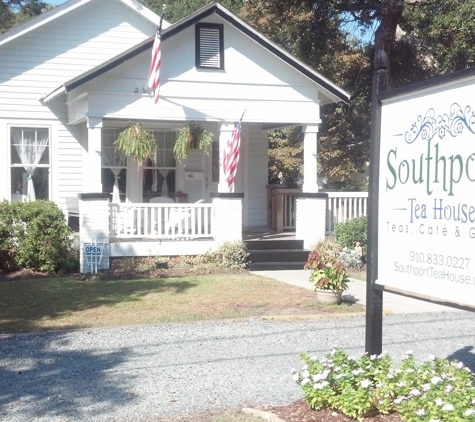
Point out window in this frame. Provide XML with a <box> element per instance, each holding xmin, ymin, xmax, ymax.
<box><xmin>102</xmin><ymin>129</ymin><xmax>127</xmax><ymax>202</ymax></box>
<box><xmin>195</xmin><ymin>23</ymin><xmax>224</xmax><ymax>69</ymax></box>
<box><xmin>10</xmin><ymin>127</ymin><xmax>50</xmax><ymax>201</ymax></box>
<box><xmin>142</xmin><ymin>131</ymin><xmax>176</xmax><ymax>202</ymax></box>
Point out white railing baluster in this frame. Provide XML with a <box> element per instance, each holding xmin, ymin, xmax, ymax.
<box><xmin>324</xmin><ymin>192</ymin><xmax>369</xmax><ymax>234</ymax></box>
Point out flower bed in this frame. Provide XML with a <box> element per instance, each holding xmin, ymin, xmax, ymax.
<box><xmin>293</xmin><ymin>347</ymin><xmax>475</xmax><ymax>421</ymax></box>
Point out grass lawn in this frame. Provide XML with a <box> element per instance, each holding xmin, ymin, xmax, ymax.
<box><xmin>0</xmin><ymin>272</ymin><xmax>364</xmax><ymax>334</ymax></box>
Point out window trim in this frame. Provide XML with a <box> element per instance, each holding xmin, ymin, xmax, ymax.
<box><xmin>9</xmin><ymin>125</ymin><xmax>51</xmax><ymax>201</ymax></box>
<box><xmin>195</xmin><ymin>23</ymin><xmax>224</xmax><ymax>70</ymax></box>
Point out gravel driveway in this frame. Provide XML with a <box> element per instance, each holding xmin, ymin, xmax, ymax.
<box><xmin>1</xmin><ymin>312</ymin><xmax>474</xmax><ymax>422</ymax></box>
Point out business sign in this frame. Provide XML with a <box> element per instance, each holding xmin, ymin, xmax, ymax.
<box><xmin>379</xmin><ymin>76</ymin><xmax>475</xmax><ymax>308</ymax></box>
<box><xmin>84</xmin><ymin>244</ymin><xmax>103</xmax><ymax>255</ymax></box>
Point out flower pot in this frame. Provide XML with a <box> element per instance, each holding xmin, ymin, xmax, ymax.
<box><xmin>315</xmin><ymin>288</ymin><xmax>343</xmax><ymax>305</ymax></box>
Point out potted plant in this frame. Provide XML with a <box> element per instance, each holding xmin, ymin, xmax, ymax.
<box><xmin>173</xmin><ymin>121</ymin><xmax>213</xmax><ymax>160</ymax></box>
<box><xmin>115</xmin><ymin>122</ymin><xmax>156</xmax><ymax>164</ymax></box>
<box><xmin>304</xmin><ymin>239</ymin><xmax>349</xmax><ymax>304</ymax></box>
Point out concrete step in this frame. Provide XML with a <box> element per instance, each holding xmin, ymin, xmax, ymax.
<box><xmin>247</xmin><ymin>249</ymin><xmax>309</xmax><ymax>263</ymax></box>
<box><xmin>244</xmin><ymin>239</ymin><xmax>304</xmax><ymax>251</ymax></box>
<box><xmin>248</xmin><ymin>261</ymin><xmax>308</xmax><ymax>271</ymax></box>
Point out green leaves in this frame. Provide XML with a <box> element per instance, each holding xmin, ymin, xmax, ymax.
<box><xmin>115</xmin><ymin>122</ymin><xmax>156</xmax><ymax>165</ymax></box>
<box><xmin>295</xmin><ymin>348</ymin><xmax>475</xmax><ymax>421</ymax></box>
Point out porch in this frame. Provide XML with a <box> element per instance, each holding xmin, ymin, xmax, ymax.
<box><xmin>76</xmin><ymin>190</ymin><xmax>368</xmax><ymax>272</ymax></box>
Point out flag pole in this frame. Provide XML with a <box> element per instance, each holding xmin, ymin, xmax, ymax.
<box><xmin>145</xmin><ymin>4</ymin><xmax>166</xmax><ymax>96</ymax></box>
<box><xmin>239</xmin><ymin>109</ymin><xmax>246</xmax><ymax>122</ymax></box>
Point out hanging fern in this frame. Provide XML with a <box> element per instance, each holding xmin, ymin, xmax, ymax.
<box><xmin>114</xmin><ymin>122</ymin><xmax>156</xmax><ymax>164</ymax></box>
<box><xmin>174</xmin><ymin>121</ymin><xmax>213</xmax><ymax>161</ymax></box>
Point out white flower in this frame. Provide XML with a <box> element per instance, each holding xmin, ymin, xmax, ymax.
<box><xmin>427</xmin><ymin>354</ymin><xmax>435</xmax><ymax>361</ymax></box>
<box><xmin>313</xmin><ymin>373</ymin><xmax>322</xmax><ymax>381</ymax></box>
<box><xmin>472</xmin><ymin>398</ymin><xmax>475</xmax><ymax>404</ymax></box>
<box><xmin>302</xmin><ymin>370</ymin><xmax>309</xmax><ymax>379</ymax></box>
<box><xmin>370</xmin><ymin>354</ymin><xmax>377</xmax><ymax>360</ymax></box>
<box><xmin>445</xmin><ymin>385</ymin><xmax>453</xmax><ymax>393</ymax></box>
<box><xmin>292</xmin><ymin>373</ymin><xmax>299</xmax><ymax>382</ymax></box>
<box><xmin>361</xmin><ymin>379</ymin><xmax>371</xmax><ymax>388</ymax></box>
<box><xmin>452</xmin><ymin>361</ymin><xmax>464</xmax><ymax>369</ymax></box>
<box><xmin>435</xmin><ymin>399</ymin><xmax>443</xmax><ymax>406</ymax></box>
<box><xmin>431</xmin><ymin>376</ymin><xmax>442</xmax><ymax>384</ymax></box>
<box><xmin>394</xmin><ymin>397</ymin><xmax>403</xmax><ymax>404</ymax></box>
<box><xmin>406</xmin><ymin>369</ymin><xmax>414</xmax><ymax>373</ymax></box>
<box><xmin>466</xmin><ymin>409</ymin><xmax>475</xmax><ymax>416</ymax></box>
<box><xmin>398</xmin><ymin>381</ymin><xmax>406</xmax><ymax>387</ymax></box>
<box><xmin>409</xmin><ymin>388</ymin><xmax>421</xmax><ymax>397</ymax></box>
<box><xmin>406</xmin><ymin>349</ymin><xmax>413</xmax><ymax>355</ymax></box>
<box><xmin>429</xmin><ymin>419</ymin><xmax>440</xmax><ymax>422</ymax></box>
<box><xmin>417</xmin><ymin>409</ymin><xmax>425</xmax><ymax>416</ymax></box>
<box><xmin>376</xmin><ymin>382</ymin><xmax>382</xmax><ymax>388</ymax></box>
<box><xmin>301</xmin><ymin>378</ymin><xmax>310</xmax><ymax>386</ymax></box>
<box><xmin>442</xmin><ymin>403</ymin><xmax>454</xmax><ymax>411</ymax></box>
<box><xmin>313</xmin><ymin>383</ymin><xmax>324</xmax><ymax>389</ymax></box>
<box><xmin>331</xmin><ymin>412</ymin><xmax>338</xmax><ymax>416</ymax></box>
<box><xmin>422</xmin><ymin>383</ymin><xmax>431</xmax><ymax>391</ymax></box>
<box><xmin>322</xmin><ymin>369</ymin><xmax>330</xmax><ymax>379</ymax></box>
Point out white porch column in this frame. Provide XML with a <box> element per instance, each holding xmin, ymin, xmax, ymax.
<box><xmin>302</xmin><ymin>125</ymin><xmax>319</xmax><ymax>193</ymax></box>
<box><xmin>211</xmin><ymin>193</ymin><xmax>243</xmax><ymax>243</ymax></box>
<box><xmin>218</xmin><ymin>123</ymin><xmax>235</xmax><ymax>193</ymax></box>
<box><xmin>296</xmin><ymin>193</ymin><xmax>328</xmax><ymax>250</ymax></box>
<box><xmin>84</xmin><ymin>116</ymin><xmax>103</xmax><ymax>192</ymax></box>
<box><xmin>78</xmin><ymin>193</ymin><xmax>110</xmax><ymax>273</ymax></box>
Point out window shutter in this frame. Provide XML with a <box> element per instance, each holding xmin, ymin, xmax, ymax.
<box><xmin>196</xmin><ymin>24</ymin><xmax>224</xmax><ymax>69</ymax></box>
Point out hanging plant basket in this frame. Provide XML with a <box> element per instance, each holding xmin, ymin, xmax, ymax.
<box><xmin>114</xmin><ymin>122</ymin><xmax>156</xmax><ymax>164</ymax></box>
<box><xmin>173</xmin><ymin>121</ymin><xmax>213</xmax><ymax>160</ymax></box>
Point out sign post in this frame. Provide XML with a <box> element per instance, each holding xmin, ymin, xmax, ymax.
<box><xmin>365</xmin><ymin>50</ymin><xmax>389</xmax><ymax>355</ymax></box>
<box><xmin>84</xmin><ymin>239</ymin><xmax>106</xmax><ymax>274</ymax></box>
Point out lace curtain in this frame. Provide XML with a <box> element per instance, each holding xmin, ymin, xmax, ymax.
<box><xmin>12</xmin><ymin>129</ymin><xmax>49</xmax><ymax>201</ymax></box>
<box><xmin>102</xmin><ymin>142</ymin><xmax>126</xmax><ymax>203</ymax></box>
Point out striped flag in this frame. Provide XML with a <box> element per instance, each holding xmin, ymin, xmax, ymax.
<box><xmin>223</xmin><ymin>122</ymin><xmax>242</xmax><ymax>192</ymax></box>
<box><xmin>147</xmin><ymin>30</ymin><xmax>161</xmax><ymax>104</ymax></box>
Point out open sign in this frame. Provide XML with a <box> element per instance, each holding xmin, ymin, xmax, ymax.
<box><xmin>84</xmin><ymin>245</ymin><xmax>103</xmax><ymax>255</ymax></box>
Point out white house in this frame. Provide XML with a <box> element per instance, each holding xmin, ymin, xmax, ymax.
<box><xmin>0</xmin><ymin>0</ymin><xmax>350</xmax><ymax>271</ymax></box>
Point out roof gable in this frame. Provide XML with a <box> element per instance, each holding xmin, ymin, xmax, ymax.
<box><xmin>0</xmin><ymin>0</ymin><xmax>167</xmax><ymax>48</ymax></box>
<box><xmin>46</xmin><ymin>1</ymin><xmax>349</xmax><ymax>104</ymax></box>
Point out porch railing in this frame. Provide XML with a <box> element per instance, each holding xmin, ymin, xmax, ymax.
<box><xmin>267</xmin><ymin>186</ymin><xmax>368</xmax><ymax>234</ymax></box>
<box><xmin>267</xmin><ymin>186</ymin><xmax>300</xmax><ymax>232</ymax></box>
<box><xmin>109</xmin><ymin>202</ymin><xmax>214</xmax><ymax>240</ymax></box>
<box><xmin>325</xmin><ymin>192</ymin><xmax>368</xmax><ymax>234</ymax></box>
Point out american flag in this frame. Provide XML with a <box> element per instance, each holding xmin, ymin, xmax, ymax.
<box><xmin>147</xmin><ymin>30</ymin><xmax>161</xmax><ymax>104</ymax></box>
<box><xmin>223</xmin><ymin>122</ymin><xmax>242</xmax><ymax>192</ymax></box>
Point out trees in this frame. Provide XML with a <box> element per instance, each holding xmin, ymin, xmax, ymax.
<box><xmin>0</xmin><ymin>0</ymin><xmax>50</xmax><ymax>34</ymax></box>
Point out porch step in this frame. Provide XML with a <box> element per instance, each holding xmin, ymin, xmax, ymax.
<box><xmin>245</xmin><ymin>239</ymin><xmax>304</xmax><ymax>250</ymax></box>
<box><xmin>245</xmin><ymin>239</ymin><xmax>310</xmax><ymax>271</ymax></box>
<box><xmin>249</xmin><ymin>261</ymin><xmax>308</xmax><ymax>271</ymax></box>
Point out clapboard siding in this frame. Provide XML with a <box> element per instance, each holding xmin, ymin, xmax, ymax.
<box><xmin>0</xmin><ymin>0</ymin><xmax>158</xmax><ymax>203</ymax></box>
<box><xmin>244</xmin><ymin>128</ymin><xmax>268</xmax><ymax>227</ymax></box>
<box><xmin>0</xmin><ymin>0</ymin><xmax>157</xmax><ymax>117</ymax></box>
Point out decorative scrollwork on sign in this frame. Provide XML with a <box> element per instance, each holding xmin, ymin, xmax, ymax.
<box><xmin>404</xmin><ymin>103</ymin><xmax>475</xmax><ymax>144</ymax></box>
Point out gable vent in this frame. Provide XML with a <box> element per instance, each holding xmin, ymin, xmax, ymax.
<box><xmin>196</xmin><ymin>23</ymin><xmax>224</xmax><ymax>69</ymax></box>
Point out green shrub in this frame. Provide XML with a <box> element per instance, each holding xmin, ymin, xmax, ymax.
<box><xmin>0</xmin><ymin>200</ymin><xmax>16</xmax><ymax>270</ymax></box>
<box><xmin>203</xmin><ymin>241</ymin><xmax>250</xmax><ymax>269</ymax></box>
<box><xmin>295</xmin><ymin>347</ymin><xmax>475</xmax><ymax>421</ymax></box>
<box><xmin>334</xmin><ymin>216</ymin><xmax>368</xmax><ymax>257</ymax></box>
<box><xmin>0</xmin><ymin>200</ymin><xmax>79</xmax><ymax>273</ymax></box>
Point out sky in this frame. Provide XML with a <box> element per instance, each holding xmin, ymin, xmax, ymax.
<box><xmin>48</xmin><ymin>0</ymin><xmax>68</xmax><ymax>5</ymax></box>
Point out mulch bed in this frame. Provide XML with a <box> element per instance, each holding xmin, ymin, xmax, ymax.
<box><xmin>264</xmin><ymin>400</ymin><xmax>403</xmax><ymax>421</ymax></box>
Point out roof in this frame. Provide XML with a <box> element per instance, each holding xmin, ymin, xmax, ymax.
<box><xmin>0</xmin><ymin>0</ymin><xmax>167</xmax><ymax>48</ymax></box>
<box><xmin>41</xmin><ymin>1</ymin><xmax>350</xmax><ymax>104</ymax></box>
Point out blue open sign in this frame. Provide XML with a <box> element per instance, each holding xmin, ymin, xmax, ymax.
<box><xmin>84</xmin><ymin>245</ymin><xmax>103</xmax><ymax>255</ymax></box>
